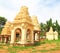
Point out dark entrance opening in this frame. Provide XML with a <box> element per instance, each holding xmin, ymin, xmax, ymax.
<box><xmin>15</xmin><ymin>28</ymin><xmax>21</xmax><ymax>42</ymax></box>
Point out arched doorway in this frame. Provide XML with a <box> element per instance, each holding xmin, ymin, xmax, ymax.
<box><xmin>34</xmin><ymin>31</ymin><xmax>40</xmax><ymax>41</ymax></box>
<box><xmin>26</xmin><ymin>29</ymin><xmax>31</xmax><ymax>43</ymax></box>
<box><xmin>15</xmin><ymin>28</ymin><xmax>21</xmax><ymax>42</ymax></box>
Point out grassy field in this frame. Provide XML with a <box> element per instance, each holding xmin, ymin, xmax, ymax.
<box><xmin>0</xmin><ymin>39</ymin><xmax>60</xmax><ymax>53</ymax></box>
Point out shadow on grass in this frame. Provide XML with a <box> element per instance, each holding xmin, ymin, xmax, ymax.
<box><xmin>7</xmin><ymin>41</ymin><xmax>46</xmax><ymax>53</ymax></box>
<box><xmin>34</xmin><ymin>41</ymin><xmax>45</xmax><ymax>46</ymax></box>
<box><xmin>1</xmin><ymin>39</ymin><xmax>60</xmax><ymax>53</ymax></box>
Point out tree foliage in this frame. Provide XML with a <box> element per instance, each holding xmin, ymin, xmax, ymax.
<box><xmin>46</xmin><ymin>18</ymin><xmax>52</xmax><ymax>31</ymax></box>
<box><xmin>40</xmin><ymin>18</ymin><xmax>60</xmax><ymax>38</ymax></box>
<box><xmin>0</xmin><ymin>16</ymin><xmax>7</xmax><ymax>27</ymax></box>
<box><xmin>0</xmin><ymin>16</ymin><xmax>7</xmax><ymax>33</ymax></box>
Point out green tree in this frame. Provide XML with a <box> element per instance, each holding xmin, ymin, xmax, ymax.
<box><xmin>46</xmin><ymin>18</ymin><xmax>52</xmax><ymax>31</ymax></box>
<box><xmin>40</xmin><ymin>23</ymin><xmax>46</xmax><ymax>36</ymax></box>
<box><xmin>53</xmin><ymin>20</ymin><xmax>60</xmax><ymax>38</ymax></box>
<box><xmin>0</xmin><ymin>16</ymin><xmax>7</xmax><ymax>33</ymax></box>
<box><xmin>40</xmin><ymin>18</ymin><xmax>60</xmax><ymax>39</ymax></box>
<box><xmin>0</xmin><ymin>16</ymin><xmax>7</xmax><ymax>27</ymax></box>
<box><xmin>40</xmin><ymin>23</ymin><xmax>46</xmax><ymax>31</ymax></box>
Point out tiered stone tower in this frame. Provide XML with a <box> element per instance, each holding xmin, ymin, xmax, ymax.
<box><xmin>0</xmin><ymin>6</ymin><xmax>40</xmax><ymax>45</ymax></box>
<box><xmin>46</xmin><ymin>27</ymin><xmax>58</xmax><ymax>40</ymax></box>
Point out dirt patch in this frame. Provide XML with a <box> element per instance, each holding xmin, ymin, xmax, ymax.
<box><xmin>18</xmin><ymin>50</ymin><xmax>60</xmax><ymax>53</ymax></box>
<box><xmin>0</xmin><ymin>49</ymin><xmax>9</xmax><ymax>53</ymax></box>
<box><xmin>3</xmin><ymin>46</ymin><xmax>8</xmax><ymax>49</ymax></box>
<box><xmin>35</xmin><ymin>43</ymin><xmax>57</xmax><ymax>50</ymax></box>
<box><xmin>0</xmin><ymin>42</ymin><xmax>60</xmax><ymax>53</ymax></box>
<box><xmin>51</xmin><ymin>50</ymin><xmax>60</xmax><ymax>53</ymax></box>
<box><xmin>18</xmin><ymin>50</ymin><xmax>31</xmax><ymax>53</ymax></box>
<box><xmin>45</xmin><ymin>50</ymin><xmax>60</xmax><ymax>53</ymax></box>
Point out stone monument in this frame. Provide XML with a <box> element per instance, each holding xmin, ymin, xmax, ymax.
<box><xmin>0</xmin><ymin>6</ymin><xmax>40</xmax><ymax>45</ymax></box>
<box><xmin>46</xmin><ymin>27</ymin><xmax>58</xmax><ymax>40</ymax></box>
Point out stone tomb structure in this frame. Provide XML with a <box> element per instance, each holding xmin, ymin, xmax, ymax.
<box><xmin>0</xmin><ymin>6</ymin><xmax>40</xmax><ymax>45</ymax></box>
<box><xmin>46</xmin><ymin>27</ymin><xmax>58</xmax><ymax>40</ymax></box>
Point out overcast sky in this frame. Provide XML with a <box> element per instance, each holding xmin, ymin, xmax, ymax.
<box><xmin>0</xmin><ymin>0</ymin><xmax>60</xmax><ymax>24</ymax></box>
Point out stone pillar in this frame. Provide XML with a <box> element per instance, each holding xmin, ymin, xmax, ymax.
<box><xmin>46</xmin><ymin>27</ymin><xmax>54</xmax><ymax>40</ymax></box>
<box><xmin>54</xmin><ymin>31</ymin><xmax>58</xmax><ymax>40</ymax></box>
<box><xmin>29</xmin><ymin>33</ymin><xmax>31</xmax><ymax>42</ymax></box>
<box><xmin>21</xmin><ymin>29</ymin><xmax>27</xmax><ymax>44</ymax></box>
<box><xmin>0</xmin><ymin>37</ymin><xmax>3</xmax><ymax>43</ymax></box>
<box><xmin>54</xmin><ymin>35</ymin><xmax>58</xmax><ymax>40</ymax></box>
<box><xmin>48</xmin><ymin>35</ymin><xmax>54</xmax><ymax>40</ymax></box>
<box><xmin>4</xmin><ymin>37</ymin><xmax>7</xmax><ymax>43</ymax></box>
<box><xmin>31</xmin><ymin>31</ymin><xmax>34</xmax><ymax>44</ymax></box>
<box><xmin>9</xmin><ymin>36</ymin><xmax>11</xmax><ymax>41</ymax></box>
<box><xmin>35</xmin><ymin>33</ymin><xmax>39</xmax><ymax>41</ymax></box>
<box><xmin>10</xmin><ymin>30</ymin><xmax>15</xmax><ymax>44</ymax></box>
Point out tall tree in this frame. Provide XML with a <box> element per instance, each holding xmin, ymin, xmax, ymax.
<box><xmin>46</xmin><ymin>18</ymin><xmax>52</xmax><ymax>31</ymax></box>
<box><xmin>0</xmin><ymin>16</ymin><xmax>7</xmax><ymax>34</ymax></box>
<box><xmin>40</xmin><ymin>18</ymin><xmax>60</xmax><ymax>38</ymax></box>
<box><xmin>0</xmin><ymin>16</ymin><xmax>7</xmax><ymax>27</ymax></box>
<box><xmin>40</xmin><ymin>23</ymin><xmax>46</xmax><ymax>31</ymax></box>
<box><xmin>40</xmin><ymin>23</ymin><xmax>47</xmax><ymax>36</ymax></box>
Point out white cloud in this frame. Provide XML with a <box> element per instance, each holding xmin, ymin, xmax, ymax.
<box><xmin>0</xmin><ymin>0</ymin><xmax>60</xmax><ymax>24</ymax></box>
<box><xmin>35</xmin><ymin>0</ymin><xmax>60</xmax><ymax>24</ymax></box>
<box><xmin>0</xmin><ymin>6</ymin><xmax>17</xmax><ymax>21</ymax></box>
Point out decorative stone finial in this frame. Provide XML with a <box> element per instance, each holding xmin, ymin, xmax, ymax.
<box><xmin>31</xmin><ymin>15</ymin><xmax>38</xmax><ymax>24</ymax></box>
<box><xmin>49</xmin><ymin>27</ymin><xmax>53</xmax><ymax>32</ymax></box>
<box><xmin>31</xmin><ymin>16</ymin><xmax>37</xmax><ymax>19</ymax></box>
<box><xmin>31</xmin><ymin>15</ymin><xmax>40</xmax><ymax>30</ymax></box>
<box><xmin>20</xmin><ymin>6</ymin><xmax>28</xmax><ymax>14</ymax></box>
<box><xmin>4</xmin><ymin>21</ymin><xmax>11</xmax><ymax>27</ymax></box>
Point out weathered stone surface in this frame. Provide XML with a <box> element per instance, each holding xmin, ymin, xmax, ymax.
<box><xmin>54</xmin><ymin>31</ymin><xmax>58</xmax><ymax>40</ymax></box>
<box><xmin>1</xmin><ymin>21</ymin><xmax>11</xmax><ymax>35</ymax></box>
<box><xmin>1</xmin><ymin>6</ymin><xmax>40</xmax><ymax>45</ymax></box>
<box><xmin>46</xmin><ymin>27</ymin><xmax>58</xmax><ymax>40</ymax></box>
<box><xmin>31</xmin><ymin>16</ymin><xmax>40</xmax><ymax>31</ymax></box>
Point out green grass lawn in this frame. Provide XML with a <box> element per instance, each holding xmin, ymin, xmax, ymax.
<box><xmin>0</xmin><ymin>39</ymin><xmax>60</xmax><ymax>53</ymax></box>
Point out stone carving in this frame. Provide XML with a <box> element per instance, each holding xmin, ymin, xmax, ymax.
<box><xmin>54</xmin><ymin>31</ymin><xmax>58</xmax><ymax>40</ymax></box>
<box><xmin>0</xmin><ymin>6</ymin><xmax>40</xmax><ymax>45</ymax></box>
<box><xmin>1</xmin><ymin>21</ymin><xmax>11</xmax><ymax>35</ymax></box>
<box><xmin>46</xmin><ymin>27</ymin><xmax>58</xmax><ymax>40</ymax></box>
<box><xmin>31</xmin><ymin>16</ymin><xmax>40</xmax><ymax>31</ymax></box>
